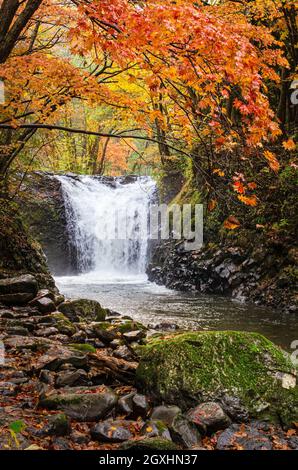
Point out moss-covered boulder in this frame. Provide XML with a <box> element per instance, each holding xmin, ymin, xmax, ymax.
<box><xmin>136</xmin><ymin>331</ymin><xmax>298</xmax><ymax>427</ymax></box>
<box><xmin>58</xmin><ymin>299</ymin><xmax>107</xmax><ymax>322</ymax></box>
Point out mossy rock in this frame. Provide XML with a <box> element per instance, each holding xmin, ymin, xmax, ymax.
<box><xmin>51</xmin><ymin>312</ymin><xmax>76</xmax><ymax>335</ymax></box>
<box><xmin>136</xmin><ymin>331</ymin><xmax>298</xmax><ymax>427</ymax></box>
<box><xmin>58</xmin><ymin>299</ymin><xmax>107</xmax><ymax>323</ymax></box>
<box><xmin>117</xmin><ymin>320</ymin><xmax>147</xmax><ymax>334</ymax></box>
<box><xmin>120</xmin><ymin>437</ymin><xmax>179</xmax><ymax>451</ymax></box>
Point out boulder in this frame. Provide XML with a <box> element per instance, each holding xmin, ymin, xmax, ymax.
<box><xmin>39</xmin><ymin>387</ymin><xmax>117</xmax><ymax>421</ymax></box>
<box><xmin>29</xmin><ymin>296</ymin><xmax>56</xmax><ymax>314</ymax></box>
<box><xmin>170</xmin><ymin>414</ymin><xmax>201</xmax><ymax>448</ymax></box>
<box><xmin>151</xmin><ymin>405</ymin><xmax>181</xmax><ymax>426</ymax></box>
<box><xmin>141</xmin><ymin>420</ymin><xmax>172</xmax><ymax>441</ymax></box>
<box><xmin>32</xmin><ymin>345</ymin><xmax>87</xmax><ymax>371</ymax></box>
<box><xmin>0</xmin><ymin>274</ymin><xmax>38</xmax><ymax>305</ymax></box>
<box><xmin>187</xmin><ymin>402</ymin><xmax>231</xmax><ymax>434</ymax></box>
<box><xmin>136</xmin><ymin>331</ymin><xmax>298</xmax><ymax>426</ymax></box>
<box><xmin>58</xmin><ymin>299</ymin><xmax>106</xmax><ymax>322</ymax></box>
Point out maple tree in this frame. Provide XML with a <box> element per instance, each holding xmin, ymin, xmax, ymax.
<box><xmin>0</xmin><ymin>0</ymin><xmax>297</xmax><ymax>208</ymax></box>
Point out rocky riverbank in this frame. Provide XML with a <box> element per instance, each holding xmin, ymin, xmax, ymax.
<box><xmin>0</xmin><ymin>273</ymin><xmax>297</xmax><ymax>451</ymax></box>
<box><xmin>147</xmin><ymin>236</ymin><xmax>298</xmax><ymax>313</ymax></box>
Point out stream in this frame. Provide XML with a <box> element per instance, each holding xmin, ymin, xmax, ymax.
<box><xmin>54</xmin><ymin>174</ymin><xmax>297</xmax><ymax>352</ymax></box>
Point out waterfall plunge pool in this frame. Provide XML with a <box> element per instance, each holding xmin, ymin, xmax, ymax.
<box><xmin>55</xmin><ymin>273</ymin><xmax>297</xmax><ymax>352</ymax></box>
<box><xmin>54</xmin><ymin>174</ymin><xmax>298</xmax><ymax>352</ymax></box>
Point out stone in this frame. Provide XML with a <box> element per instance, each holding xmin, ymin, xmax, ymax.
<box><xmin>39</xmin><ymin>387</ymin><xmax>118</xmax><ymax>421</ymax></box>
<box><xmin>46</xmin><ymin>413</ymin><xmax>71</xmax><ymax>436</ymax></box>
<box><xmin>91</xmin><ymin>420</ymin><xmax>133</xmax><ymax>443</ymax></box>
<box><xmin>117</xmin><ymin>393</ymin><xmax>135</xmax><ymax>415</ymax></box>
<box><xmin>113</xmin><ymin>345</ymin><xmax>134</xmax><ymax>361</ymax></box>
<box><xmin>136</xmin><ymin>331</ymin><xmax>298</xmax><ymax>426</ymax></box>
<box><xmin>151</xmin><ymin>405</ymin><xmax>181</xmax><ymax>426</ymax></box>
<box><xmin>70</xmin><ymin>431</ymin><xmax>89</xmax><ymax>444</ymax></box>
<box><xmin>56</xmin><ymin>369</ymin><xmax>88</xmax><ymax>388</ymax></box>
<box><xmin>3</xmin><ymin>335</ymin><xmax>54</xmax><ymax>351</ymax></box>
<box><xmin>141</xmin><ymin>420</ymin><xmax>172</xmax><ymax>441</ymax></box>
<box><xmin>216</xmin><ymin>424</ymin><xmax>273</xmax><ymax>450</ymax></box>
<box><xmin>50</xmin><ymin>312</ymin><xmax>77</xmax><ymax>336</ymax></box>
<box><xmin>6</xmin><ymin>326</ymin><xmax>29</xmax><ymax>336</ymax></box>
<box><xmin>170</xmin><ymin>414</ymin><xmax>201</xmax><ymax>448</ymax></box>
<box><xmin>121</xmin><ymin>437</ymin><xmax>179</xmax><ymax>450</ymax></box>
<box><xmin>35</xmin><ymin>327</ymin><xmax>59</xmax><ymax>337</ymax></box>
<box><xmin>132</xmin><ymin>393</ymin><xmax>150</xmax><ymax>418</ymax></box>
<box><xmin>187</xmin><ymin>402</ymin><xmax>231</xmax><ymax>434</ymax></box>
<box><xmin>123</xmin><ymin>330</ymin><xmax>146</xmax><ymax>342</ymax></box>
<box><xmin>0</xmin><ymin>274</ymin><xmax>38</xmax><ymax>305</ymax></box>
<box><xmin>33</xmin><ymin>345</ymin><xmax>87</xmax><ymax>371</ymax></box>
<box><xmin>29</xmin><ymin>296</ymin><xmax>56</xmax><ymax>314</ymax></box>
<box><xmin>220</xmin><ymin>395</ymin><xmax>249</xmax><ymax>423</ymax></box>
<box><xmin>58</xmin><ymin>299</ymin><xmax>106</xmax><ymax>323</ymax></box>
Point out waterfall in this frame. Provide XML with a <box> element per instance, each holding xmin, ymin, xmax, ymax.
<box><xmin>56</xmin><ymin>175</ymin><xmax>156</xmax><ymax>278</ymax></box>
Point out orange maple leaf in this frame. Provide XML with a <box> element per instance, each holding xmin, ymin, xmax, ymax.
<box><xmin>282</xmin><ymin>139</ymin><xmax>296</xmax><ymax>151</ymax></box>
<box><xmin>224</xmin><ymin>216</ymin><xmax>241</xmax><ymax>230</ymax></box>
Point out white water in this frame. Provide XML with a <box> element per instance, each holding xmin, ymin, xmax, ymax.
<box><xmin>56</xmin><ymin>175</ymin><xmax>156</xmax><ymax>279</ymax></box>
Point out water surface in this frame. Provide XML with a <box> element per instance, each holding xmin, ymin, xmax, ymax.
<box><xmin>56</xmin><ymin>273</ymin><xmax>298</xmax><ymax>351</ymax></box>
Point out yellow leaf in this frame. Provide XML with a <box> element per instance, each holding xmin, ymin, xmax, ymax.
<box><xmin>282</xmin><ymin>139</ymin><xmax>296</xmax><ymax>151</ymax></box>
<box><xmin>238</xmin><ymin>194</ymin><xmax>258</xmax><ymax>206</ymax></box>
<box><xmin>224</xmin><ymin>216</ymin><xmax>241</xmax><ymax>230</ymax></box>
<box><xmin>263</xmin><ymin>150</ymin><xmax>280</xmax><ymax>173</ymax></box>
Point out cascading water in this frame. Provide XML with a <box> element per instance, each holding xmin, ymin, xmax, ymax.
<box><xmin>56</xmin><ymin>175</ymin><xmax>156</xmax><ymax>278</ymax></box>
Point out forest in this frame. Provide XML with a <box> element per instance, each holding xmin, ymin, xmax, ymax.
<box><xmin>0</xmin><ymin>0</ymin><xmax>297</xmax><ymax>459</ymax></box>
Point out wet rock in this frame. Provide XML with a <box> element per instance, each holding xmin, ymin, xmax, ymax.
<box><xmin>141</xmin><ymin>420</ymin><xmax>172</xmax><ymax>440</ymax></box>
<box><xmin>151</xmin><ymin>322</ymin><xmax>180</xmax><ymax>331</ymax></box>
<box><xmin>118</xmin><ymin>393</ymin><xmax>135</xmax><ymax>415</ymax></box>
<box><xmin>187</xmin><ymin>402</ymin><xmax>231</xmax><ymax>434</ymax></box>
<box><xmin>33</xmin><ymin>345</ymin><xmax>87</xmax><ymax>371</ymax></box>
<box><xmin>220</xmin><ymin>396</ymin><xmax>249</xmax><ymax>423</ymax></box>
<box><xmin>151</xmin><ymin>405</ymin><xmax>181</xmax><ymax>426</ymax></box>
<box><xmin>132</xmin><ymin>393</ymin><xmax>150</xmax><ymax>418</ymax></box>
<box><xmin>71</xmin><ymin>331</ymin><xmax>87</xmax><ymax>343</ymax></box>
<box><xmin>92</xmin><ymin>323</ymin><xmax>118</xmax><ymax>344</ymax></box>
<box><xmin>29</xmin><ymin>296</ymin><xmax>56</xmax><ymax>314</ymax></box>
<box><xmin>39</xmin><ymin>387</ymin><xmax>118</xmax><ymax>421</ymax></box>
<box><xmin>3</xmin><ymin>335</ymin><xmax>54</xmax><ymax>351</ymax></box>
<box><xmin>50</xmin><ymin>312</ymin><xmax>77</xmax><ymax>336</ymax></box>
<box><xmin>91</xmin><ymin>419</ymin><xmax>133</xmax><ymax>443</ymax></box>
<box><xmin>0</xmin><ymin>274</ymin><xmax>38</xmax><ymax>305</ymax></box>
<box><xmin>58</xmin><ymin>299</ymin><xmax>106</xmax><ymax>323</ymax></box>
<box><xmin>56</xmin><ymin>369</ymin><xmax>88</xmax><ymax>388</ymax></box>
<box><xmin>39</xmin><ymin>369</ymin><xmax>56</xmax><ymax>386</ymax></box>
<box><xmin>52</xmin><ymin>437</ymin><xmax>72</xmax><ymax>450</ymax></box>
<box><xmin>216</xmin><ymin>424</ymin><xmax>272</xmax><ymax>450</ymax></box>
<box><xmin>170</xmin><ymin>414</ymin><xmax>201</xmax><ymax>448</ymax></box>
<box><xmin>0</xmin><ymin>381</ymin><xmax>18</xmax><ymax>396</ymax></box>
<box><xmin>121</xmin><ymin>437</ymin><xmax>178</xmax><ymax>450</ymax></box>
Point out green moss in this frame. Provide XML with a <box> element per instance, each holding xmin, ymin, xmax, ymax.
<box><xmin>121</xmin><ymin>437</ymin><xmax>178</xmax><ymax>451</ymax></box>
<box><xmin>69</xmin><ymin>343</ymin><xmax>96</xmax><ymax>353</ymax></box>
<box><xmin>136</xmin><ymin>331</ymin><xmax>298</xmax><ymax>426</ymax></box>
<box><xmin>51</xmin><ymin>312</ymin><xmax>76</xmax><ymax>335</ymax></box>
<box><xmin>117</xmin><ymin>320</ymin><xmax>147</xmax><ymax>334</ymax></box>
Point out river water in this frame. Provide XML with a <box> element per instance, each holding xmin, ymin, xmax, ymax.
<box><xmin>54</xmin><ymin>174</ymin><xmax>297</xmax><ymax>352</ymax></box>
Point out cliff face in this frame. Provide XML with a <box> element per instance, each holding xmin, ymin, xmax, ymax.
<box><xmin>16</xmin><ymin>172</ymin><xmax>73</xmax><ymax>276</ymax></box>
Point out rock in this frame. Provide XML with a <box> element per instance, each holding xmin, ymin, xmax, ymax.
<box><xmin>220</xmin><ymin>395</ymin><xmax>249</xmax><ymax>423</ymax></box>
<box><xmin>117</xmin><ymin>393</ymin><xmax>135</xmax><ymax>415</ymax></box>
<box><xmin>170</xmin><ymin>415</ymin><xmax>201</xmax><ymax>448</ymax></box>
<box><xmin>132</xmin><ymin>393</ymin><xmax>150</xmax><ymax>418</ymax></box>
<box><xmin>187</xmin><ymin>402</ymin><xmax>231</xmax><ymax>434</ymax></box>
<box><xmin>123</xmin><ymin>330</ymin><xmax>146</xmax><ymax>342</ymax></box>
<box><xmin>92</xmin><ymin>322</ymin><xmax>118</xmax><ymax>343</ymax></box>
<box><xmin>50</xmin><ymin>312</ymin><xmax>77</xmax><ymax>336</ymax></box>
<box><xmin>45</xmin><ymin>413</ymin><xmax>71</xmax><ymax>436</ymax></box>
<box><xmin>216</xmin><ymin>424</ymin><xmax>272</xmax><ymax>450</ymax></box>
<box><xmin>70</xmin><ymin>431</ymin><xmax>89</xmax><ymax>444</ymax></box>
<box><xmin>58</xmin><ymin>299</ymin><xmax>106</xmax><ymax>322</ymax></box>
<box><xmin>3</xmin><ymin>335</ymin><xmax>54</xmax><ymax>351</ymax></box>
<box><xmin>113</xmin><ymin>345</ymin><xmax>134</xmax><ymax>361</ymax></box>
<box><xmin>35</xmin><ymin>327</ymin><xmax>59</xmax><ymax>337</ymax></box>
<box><xmin>121</xmin><ymin>437</ymin><xmax>179</xmax><ymax>450</ymax></box>
<box><xmin>0</xmin><ymin>274</ymin><xmax>38</xmax><ymax>305</ymax></box>
<box><xmin>29</xmin><ymin>296</ymin><xmax>56</xmax><ymax>314</ymax></box>
<box><xmin>6</xmin><ymin>326</ymin><xmax>29</xmax><ymax>336</ymax></box>
<box><xmin>56</xmin><ymin>369</ymin><xmax>88</xmax><ymax>388</ymax></box>
<box><xmin>39</xmin><ymin>387</ymin><xmax>117</xmax><ymax>421</ymax></box>
<box><xmin>136</xmin><ymin>331</ymin><xmax>298</xmax><ymax>426</ymax></box>
<box><xmin>33</xmin><ymin>345</ymin><xmax>87</xmax><ymax>371</ymax></box>
<box><xmin>150</xmin><ymin>405</ymin><xmax>182</xmax><ymax>426</ymax></box>
<box><xmin>141</xmin><ymin>420</ymin><xmax>172</xmax><ymax>441</ymax></box>
<box><xmin>91</xmin><ymin>420</ymin><xmax>133</xmax><ymax>443</ymax></box>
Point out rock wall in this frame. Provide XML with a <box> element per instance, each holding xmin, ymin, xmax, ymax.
<box><xmin>17</xmin><ymin>172</ymin><xmax>73</xmax><ymax>275</ymax></box>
